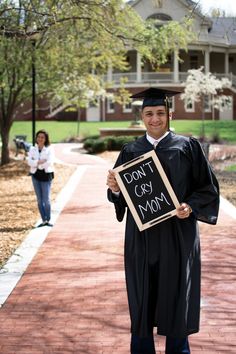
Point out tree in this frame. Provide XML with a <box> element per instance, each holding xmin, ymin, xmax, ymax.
<box><xmin>181</xmin><ymin>66</ymin><xmax>232</xmax><ymax>138</ymax></box>
<box><xmin>210</xmin><ymin>8</ymin><xmax>226</xmax><ymax>18</ymax></box>
<box><xmin>0</xmin><ymin>0</ymin><xmax>194</xmax><ymax>165</ymax></box>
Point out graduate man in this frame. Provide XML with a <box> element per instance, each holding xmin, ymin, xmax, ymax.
<box><xmin>107</xmin><ymin>88</ymin><xmax>220</xmax><ymax>354</ymax></box>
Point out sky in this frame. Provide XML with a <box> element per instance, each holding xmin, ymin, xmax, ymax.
<box><xmin>195</xmin><ymin>0</ymin><xmax>236</xmax><ymax>15</ymax></box>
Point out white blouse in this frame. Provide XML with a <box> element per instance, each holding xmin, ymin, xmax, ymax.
<box><xmin>28</xmin><ymin>145</ymin><xmax>54</xmax><ymax>174</ymax></box>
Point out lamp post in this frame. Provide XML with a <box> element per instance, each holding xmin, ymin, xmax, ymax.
<box><xmin>32</xmin><ymin>39</ymin><xmax>36</xmax><ymax>145</ymax></box>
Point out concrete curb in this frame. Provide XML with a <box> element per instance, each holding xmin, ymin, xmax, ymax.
<box><xmin>220</xmin><ymin>195</ymin><xmax>236</xmax><ymax>220</ymax></box>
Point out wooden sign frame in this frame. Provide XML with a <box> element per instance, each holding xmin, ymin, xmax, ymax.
<box><xmin>114</xmin><ymin>150</ymin><xmax>180</xmax><ymax>231</ymax></box>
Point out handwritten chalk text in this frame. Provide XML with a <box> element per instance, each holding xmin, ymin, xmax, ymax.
<box><xmin>138</xmin><ymin>193</ymin><xmax>171</xmax><ymax>220</ymax></box>
<box><xmin>123</xmin><ymin>161</ymin><xmax>154</xmax><ymax>184</ymax></box>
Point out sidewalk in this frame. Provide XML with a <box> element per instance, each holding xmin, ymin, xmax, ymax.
<box><xmin>0</xmin><ymin>144</ymin><xmax>235</xmax><ymax>353</ymax></box>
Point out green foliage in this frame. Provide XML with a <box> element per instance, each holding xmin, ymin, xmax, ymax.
<box><xmin>171</xmin><ymin>120</ymin><xmax>236</xmax><ymax>143</ymax></box>
<box><xmin>140</xmin><ymin>18</ymin><xmax>195</xmax><ymax>68</ymax></box>
<box><xmin>210</xmin><ymin>132</ymin><xmax>222</xmax><ymax>144</ymax></box>
<box><xmin>83</xmin><ymin>138</ymin><xmax>107</xmax><ymax>154</ymax></box>
<box><xmin>104</xmin><ymin>136</ymin><xmax>135</xmax><ymax>150</ymax></box>
<box><xmin>225</xmin><ymin>164</ymin><xmax>236</xmax><ymax>172</ymax></box>
<box><xmin>0</xmin><ymin>0</ymin><xmax>195</xmax><ymax>164</ymax></box>
<box><xmin>82</xmin><ymin>135</ymin><xmax>137</xmax><ymax>153</ymax></box>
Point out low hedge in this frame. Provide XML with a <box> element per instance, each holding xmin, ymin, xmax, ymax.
<box><xmin>83</xmin><ymin>135</ymin><xmax>136</xmax><ymax>154</ymax></box>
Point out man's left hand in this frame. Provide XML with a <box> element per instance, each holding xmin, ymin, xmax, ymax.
<box><xmin>176</xmin><ymin>203</ymin><xmax>192</xmax><ymax>219</ymax></box>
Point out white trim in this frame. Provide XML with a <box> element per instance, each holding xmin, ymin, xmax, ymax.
<box><xmin>204</xmin><ymin>48</ymin><xmax>210</xmax><ymax>73</ymax></box>
<box><xmin>107</xmin><ymin>97</ymin><xmax>115</xmax><ymax>113</ymax></box>
<box><xmin>136</xmin><ymin>52</ymin><xmax>142</xmax><ymax>82</ymax></box>
<box><xmin>123</xmin><ymin>101</ymin><xmax>132</xmax><ymax>113</ymax></box>
<box><xmin>169</xmin><ymin>97</ymin><xmax>175</xmax><ymax>112</ymax></box>
<box><xmin>173</xmin><ymin>49</ymin><xmax>179</xmax><ymax>83</ymax></box>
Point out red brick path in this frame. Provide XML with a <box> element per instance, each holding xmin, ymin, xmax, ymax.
<box><xmin>0</xmin><ymin>144</ymin><xmax>235</xmax><ymax>353</ymax></box>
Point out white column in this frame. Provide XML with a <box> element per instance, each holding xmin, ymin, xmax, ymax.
<box><xmin>107</xmin><ymin>64</ymin><xmax>113</xmax><ymax>82</ymax></box>
<box><xmin>136</xmin><ymin>51</ymin><xmax>142</xmax><ymax>82</ymax></box>
<box><xmin>173</xmin><ymin>50</ymin><xmax>179</xmax><ymax>82</ymax></box>
<box><xmin>225</xmin><ymin>51</ymin><xmax>229</xmax><ymax>74</ymax></box>
<box><xmin>204</xmin><ymin>48</ymin><xmax>210</xmax><ymax>73</ymax></box>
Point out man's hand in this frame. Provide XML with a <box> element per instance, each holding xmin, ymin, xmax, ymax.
<box><xmin>106</xmin><ymin>169</ymin><xmax>120</xmax><ymax>193</ymax></box>
<box><xmin>176</xmin><ymin>203</ymin><xmax>192</xmax><ymax>219</ymax></box>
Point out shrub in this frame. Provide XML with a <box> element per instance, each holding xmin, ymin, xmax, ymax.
<box><xmin>82</xmin><ymin>135</ymin><xmax>100</xmax><ymax>142</ymax></box>
<box><xmin>83</xmin><ymin>138</ymin><xmax>106</xmax><ymax>153</ymax></box>
<box><xmin>83</xmin><ymin>135</ymin><xmax>137</xmax><ymax>153</ymax></box>
<box><xmin>210</xmin><ymin>132</ymin><xmax>222</xmax><ymax>144</ymax></box>
<box><xmin>83</xmin><ymin>138</ymin><xmax>96</xmax><ymax>153</ymax></box>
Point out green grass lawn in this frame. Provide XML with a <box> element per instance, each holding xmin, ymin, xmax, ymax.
<box><xmin>225</xmin><ymin>164</ymin><xmax>236</xmax><ymax>172</ymax></box>
<box><xmin>9</xmin><ymin>120</ymin><xmax>236</xmax><ymax>144</ymax></box>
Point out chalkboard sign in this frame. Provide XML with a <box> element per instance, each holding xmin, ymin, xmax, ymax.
<box><xmin>114</xmin><ymin>150</ymin><xmax>180</xmax><ymax>231</ymax></box>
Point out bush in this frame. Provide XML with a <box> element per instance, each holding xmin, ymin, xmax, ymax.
<box><xmin>210</xmin><ymin>132</ymin><xmax>222</xmax><ymax>144</ymax></box>
<box><xmin>83</xmin><ymin>138</ymin><xmax>95</xmax><ymax>153</ymax></box>
<box><xmin>91</xmin><ymin>139</ymin><xmax>107</xmax><ymax>153</ymax></box>
<box><xmin>83</xmin><ymin>138</ymin><xmax>106</xmax><ymax>153</ymax></box>
<box><xmin>83</xmin><ymin>135</ymin><xmax>137</xmax><ymax>154</ymax></box>
<box><xmin>82</xmin><ymin>135</ymin><xmax>100</xmax><ymax>142</ymax></box>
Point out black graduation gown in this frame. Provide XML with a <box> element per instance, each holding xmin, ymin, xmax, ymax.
<box><xmin>107</xmin><ymin>132</ymin><xmax>219</xmax><ymax>338</ymax></box>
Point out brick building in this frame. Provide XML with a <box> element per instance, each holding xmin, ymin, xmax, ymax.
<box><xmin>99</xmin><ymin>0</ymin><xmax>236</xmax><ymax>122</ymax></box>
<box><xmin>17</xmin><ymin>0</ymin><xmax>236</xmax><ymax>122</ymax></box>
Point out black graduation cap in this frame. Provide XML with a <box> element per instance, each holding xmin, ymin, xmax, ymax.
<box><xmin>131</xmin><ymin>87</ymin><xmax>181</xmax><ymax>110</ymax></box>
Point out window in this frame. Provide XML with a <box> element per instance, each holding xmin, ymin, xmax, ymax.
<box><xmin>147</xmin><ymin>13</ymin><xmax>172</xmax><ymax>29</ymax></box>
<box><xmin>190</xmin><ymin>55</ymin><xmax>198</xmax><ymax>69</ymax></box>
<box><xmin>107</xmin><ymin>98</ymin><xmax>115</xmax><ymax>113</ymax></box>
<box><xmin>168</xmin><ymin>97</ymin><xmax>174</xmax><ymax>112</ymax></box>
<box><xmin>185</xmin><ymin>99</ymin><xmax>195</xmax><ymax>112</ymax></box>
<box><xmin>89</xmin><ymin>100</ymin><xmax>98</xmax><ymax>108</ymax></box>
<box><xmin>148</xmin><ymin>13</ymin><xmax>172</xmax><ymax>21</ymax></box>
<box><xmin>123</xmin><ymin>102</ymin><xmax>132</xmax><ymax>113</ymax></box>
<box><xmin>204</xmin><ymin>95</ymin><xmax>211</xmax><ymax>112</ymax></box>
<box><xmin>220</xmin><ymin>96</ymin><xmax>232</xmax><ymax>110</ymax></box>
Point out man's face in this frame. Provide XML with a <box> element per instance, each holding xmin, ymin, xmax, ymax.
<box><xmin>142</xmin><ymin>105</ymin><xmax>171</xmax><ymax>139</ymax></box>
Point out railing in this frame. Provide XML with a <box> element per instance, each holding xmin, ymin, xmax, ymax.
<box><xmin>104</xmin><ymin>71</ymin><xmax>236</xmax><ymax>87</ymax></box>
<box><xmin>107</xmin><ymin>72</ymin><xmax>137</xmax><ymax>84</ymax></box>
<box><xmin>142</xmin><ymin>72</ymin><xmax>173</xmax><ymax>82</ymax></box>
<box><xmin>215</xmin><ymin>73</ymin><xmax>236</xmax><ymax>86</ymax></box>
<box><xmin>105</xmin><ymin>71</ymin><xmax>176</xmax><ymax>84</ymax></box>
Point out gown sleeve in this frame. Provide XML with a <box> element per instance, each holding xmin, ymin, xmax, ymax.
<box><xmin>185</xmin><ymin>138</ymin><xmax>220</xmax><ymax>225</ymax></box>
<box><xmin>107</xmin><ymin>146</ymin><xmax>128</xmax><ymax>222</ymax></box>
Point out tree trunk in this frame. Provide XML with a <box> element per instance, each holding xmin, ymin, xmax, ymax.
<box><xmin>0</xmin><ymin>127</ymin><xmax>11</xmax><ymax>166</ymax></box>
<box><xmin>77</xmin><ymin>107</ymin><xmax>81</xmax><ymax>137</ymax></box>
<box><xmin>201</xmin><ymin>95</ymin><xmax>205</xmax><ymax>139</ymax></box>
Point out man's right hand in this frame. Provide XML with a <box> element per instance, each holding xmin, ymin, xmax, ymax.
<box><xmin>106</xmin><ymin>169</ymin><xmax>120</xmax><ymax>193</ymax></box>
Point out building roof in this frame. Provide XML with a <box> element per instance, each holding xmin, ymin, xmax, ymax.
<box><xmin>208</xmin><ymin>17</ymin><xmax>236</xmax><ymax>46</ymax></box>
<box><xmin>128</xmin><ymin>0</ymin><xmax>236</xmax><ymax>47</ymax></box>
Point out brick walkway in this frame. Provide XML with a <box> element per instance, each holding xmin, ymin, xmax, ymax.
<box><xmin>0</xmin><ymin>144</ymin><xmax>235</xmax><ymax>353</ymax></box>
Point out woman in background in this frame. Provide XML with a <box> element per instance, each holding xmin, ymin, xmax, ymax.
<box><xmin>28</xmin><ymin>130</ymin><xmax>54</xmax><ymax>227</ymax></box>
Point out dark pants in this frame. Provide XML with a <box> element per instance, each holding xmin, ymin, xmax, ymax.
<box><xmin>131</xmin><ymin>334</ymin><xmax>190</xmax><ymax>354</ymax></box>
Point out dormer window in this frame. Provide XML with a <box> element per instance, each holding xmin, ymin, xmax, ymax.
<box><xmin>147</xmin><ymin>13</ymin><xmax>172</xmax><ymax>28</ymax></box>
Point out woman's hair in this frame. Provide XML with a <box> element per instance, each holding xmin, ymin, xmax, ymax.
<box><xmin>36</xmin><ymin>130</ymin><xmax>50</xmax><ymax>146</ymax></box>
